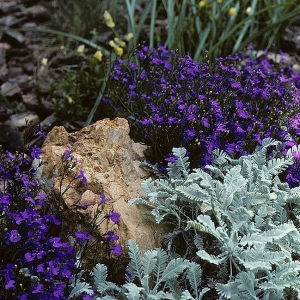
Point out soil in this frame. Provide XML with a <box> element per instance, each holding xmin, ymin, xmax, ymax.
<box><xmin>0</xmin><ymin>0</ymin><xmax>300</xmax><ymax>153</ymax></box>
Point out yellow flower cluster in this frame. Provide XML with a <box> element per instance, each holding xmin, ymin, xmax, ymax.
<box><xmin>109</xmin><ymin>40</ymin><xmax>124</xmax><ymax>56</ymax></box>
<box><xmin>103</xmin><ymin>10</ymin><xmax>134</xmax><ymax>56</ymax></box>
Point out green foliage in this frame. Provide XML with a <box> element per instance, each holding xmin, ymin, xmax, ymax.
<box><xmin>130</xmin><ymin>138</ymin><xmax>300</xmax><ymax>298</ymax></box>
<box><xmin>52</xmin><ymin>0</ymin><xmax>127</xmax><ymax>38</ymax></box>
<box><xmin>51</xmin><ymin>49</ymin><xmax>113</xmax><ymax>122</ymax></box>
<box><xmin>126</xmin><ymin>0</ymin><xmax>300</xmax><ymax>61</ymax></box>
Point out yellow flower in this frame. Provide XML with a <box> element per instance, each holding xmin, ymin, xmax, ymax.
<box><xmin>93</xmin><ymin>50</ymin><xmax>103</xmax><ymax>62</ymax></box>
<box><xmin>105</xmin><ymin>19</ymin><xmax>115</xmax><ymax>28</ymax></box>
<box><xmin>114</xmin><ymin>47</ymin><xmax>124</xmax><ymax>56</ymax></box>
<box><xmin>41</xmin><ymin>58</ymin><xmax>48</xmax><ymax>66</ymax></box>
<box><xmin>199</xmin><ymin>0</ymin><xmax>206</xmax><ymax>7</ymax></box>
<box><xmin>103</xmin><ymin>10</ymin><xmax>112</xmax><ymax>21</ymax></box>
<box><xmin>109</xmin><ymin>40</ymin><xmax>117</xmax><ymax>48</ymax></box>
<box><xmin>229</xmin><ymin>7</ymin><xmax>237</xmax><ymax>17</ymax></box>
<box><xmin>124</xmin><ymin>33</ymin><xmax>133</xmax><ymax>41</ymax></box>
<box><xmin>76</xmin><ymin>44</ymin><xmax>85</xmax><ymax>54</ymax></box>
<box><xmin>67</xmin><ymin>96</ymin><xmax>73</xmax><ymax>104</ymax></box>
<box><xmin>114</xmin><ymin>38</ymin><xmax>125</xmax><ymax>47</ymax></box>
<box><xmin>119</xmin><ymin>41</ymin><xmax>126</xmax><ymax>47</ymax></box>
<box><xmin>103</xmin><ymin>10</ymin><xmax>115</xmax><ymax>28</ymax></box>
<box><xmin>246</xmin><ymin>6</ymin><xmax>252</xmax><ymax>16</ymax></box>
<box><xmin>217</xmin><ymin>0</ymin><xmax>222</xmax><ymax>3</ymax></box>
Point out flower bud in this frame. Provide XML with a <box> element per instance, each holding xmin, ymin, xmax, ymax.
<box><xmin>41</xmin><ymin>58</ymin><xmax>48</xmax><ymax>66</ymax></box>
<box><xmin>246</xmin><ymin>6</ymin><xmax>252</xmax><ymax>16</ymax></box>
<box><xmin>229</xmin><ymin>7</ymin><xmax>237</xmax><ymax>16</ymax></box>
<box><xmin>76</xmin><ymin>45</ymin><xmax>85</xmax><ymax>54</ymax></box>
<box><xmin>199</xmin><ymin>0</ymin><xmax>206</xmax><ymax>7</ymax></box>
<box><xmin>124</xmin><ymin>32</ymin><xmax>133</xmax><ymax>41</ymax></box>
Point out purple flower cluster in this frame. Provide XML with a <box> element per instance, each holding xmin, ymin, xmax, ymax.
<box><xmin>0</xmin><ymin>150</ymin><xmax>76</xmax><ymax>299</ymax></box>
<box><xmin>0</xmin><ymin>139</ymin><xmax>124</xmax><ymax>298</ymax></box>
<box><xmin>108</xmin><ymin>45</ymin><xmax>300</xmax><ymax>181</ymax></box>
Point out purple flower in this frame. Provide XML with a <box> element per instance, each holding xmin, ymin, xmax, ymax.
<box><xmin>37</xmin><ymin>263</ymin><xmax>45</xmax><ymax>273</ymax></box>
<box><xmin>53</xmin><ymin>283</ymin><xmax>65</xmax><ymax>297</ymax></box>
<box><xmin>105</xmin><ymin>230</ymin><xmax>119</xmax><ymax>243</ymax></box>
<box><xmin>291</xmin><ymin>151</ymin><xmax>300</xmax><ymax>159</ymax></box>
<box><xmin>184</xmin><ymin>128</ymin><xmax>196</xmax><ymax>142</ymax></box>
<box><xmin>30</xmin><ymin>145</ymin><xmax>43</xmax><ymax>159</ymax></box>
<box><xmin>5</xmin><ymin>279</ymin><xmax>15</xmax><ymax>290</ymax></box>
<box><xmin>32</xmin><ymin>284</ymin><xmax>44</xmax><ymax>294</ymax></box>
<box><xmin>99</xmin><ymin>193</ymin><xmax>111</xmax><ymax>205</ymax></box>
<box><xmin>25</xmin><ymin>252</ymin><xmax>35</xmax><ymax>262</ymax></box>
<box><xmin>62</xmin><ymin>267</ymin><xmax>73</xmax><ymax>279</ymax></box>
<box><xmin>82</xmin><ymin>293</ymin><xmax>95</xmax><ymax>300</ymax></box>
<box><xmin>48</xmin><ymin>261</ymin><xmax>60</xmax><ymax>276</ymax></box>
<box><xmin>109</xmin><ymin>244</ymin><xmax>123</xmax><ymax>256</ymax></box>
<box><xmin>49</xmin><ymin>237</ymin><xmax>69</xmax><ymax>248</ymax></box>
<box><xmin>62</xmin><ymin>149</ymin><xmax>71</xmax><ymax>162</ymax></box>
<box><xmin>140</xmin><ymin>118</ymin><xmax>153</xmax><ymax>126</ymax></box>
<box><xmin>201</xmin><ymin>117</ymin><xmax>210</xmax><ymax>128</ymax></box>
<box><xmin>75</xmin><ymin>231</ymin><xmax>92</xmax><ymax>243</ymax></box>
<box><xmin>105</xmin><ymin>211</ymin><xmax>121</xmax><ymax>223</ymax></box>
<box><xmin>165</xmin><ymin>155</ymin><xmax>179</xmax><ymax>163</ymax></box>
<box><xmin>0</xmin><ymin>193</ymin><xmax>11</xmax><ymax>205</ymax></box>
<box><xmin>8</xmin><ymin>229</ymin><xmax>21</xmax><ymax>243</ymax></box>
<box><xmin>75</xmin><ymin>169</ymin><xmax>87</xmax><ymax>184</ymax></box>
<box><xmin>34</xmin><ymin>124</ymin><xmax>47</xmax><ymax>139</ymax></box>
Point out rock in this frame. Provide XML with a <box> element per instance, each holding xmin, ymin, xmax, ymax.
<box><xmin>1</xmin><ymin>81</ymin><xmax>21</xmax><ymax>98</ymax></box>
<box><xmin>39</xmin><ymin>113</ymin><xmax>57</xmax><ymax>131</ymax></box>
<box><xmin>0</xmin><ymin>16</ymin><xmax>15</xmax><ymax>26</ymax></box>
<box><xmin>34</xmin><ymin>118</ymin><xmax>168</xmax><ymax>262</ymax></box>
<box><xmin>0</xmin><ymin>120</ymin><xmax>24</xmax><ymax>151</ymax></box>
<box><xmin>0</xmin><ymin>48</ymin><xmax>5</xmax><ymax>65</ymax></box>
<box><xmin>0</xmin><ymin>1</ymin><xmax>19</xmax><ymax>15</ymax></box>
<box><xmin>2</xmin><ymin>30</ymin><xmax>25</xmax><ymax>47</ymax></box>
<box><xmin>22</xmin><ymin>5</ymin><xmax>50</xmax><ymax>21</ymax></box>
<box><xmin>10</xmin><ymin>111</ymin><xmax>39</xmax><ymax>127</ymax></box>
<box><xmin>282</xmin><ymin>26</ymin><xmax>300</xmax><ymax>55</ymax></box>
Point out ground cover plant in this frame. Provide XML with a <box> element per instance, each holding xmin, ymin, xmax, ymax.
<box><xmin>107</xmin><ymin>44</ymin><xmax>300</xmax><ymax>185</ymax></box>
<box><xmin>129</xmin><ymin>139</ymin><xmax>300</xmax><ymax>298</ymax></box>
<box><xmin>0</xmin><ymin>129</ymin><xmax>122</xmax><ymax>299</ymax></box>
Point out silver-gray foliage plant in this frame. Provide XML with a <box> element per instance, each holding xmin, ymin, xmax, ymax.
<box><xmin>129</xmin><ymin>138</ymin><xmax>300</xmax><ymax>299</ymax></box>
<box><xmin>69</xmin><ymin>239</ymin><xmax>209</xmax><ymax>299</ymax></box>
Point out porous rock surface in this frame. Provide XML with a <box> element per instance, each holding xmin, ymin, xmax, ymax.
<box><xmin>35</xmin><ymin>117</ymin><xmax>166</xmax><ymax>256</ymax></box>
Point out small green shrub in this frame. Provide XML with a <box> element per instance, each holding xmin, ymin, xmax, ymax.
<box><xmin>51</xmin><ymin>49</ymin><xmax>112</xmax><ymax>122</ymax></box>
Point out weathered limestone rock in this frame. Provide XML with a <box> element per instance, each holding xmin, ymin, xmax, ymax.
<box><xmin>35</xmin><ymin>118</ymin><xmax>166</xmax><ymax>259</ymax></box>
